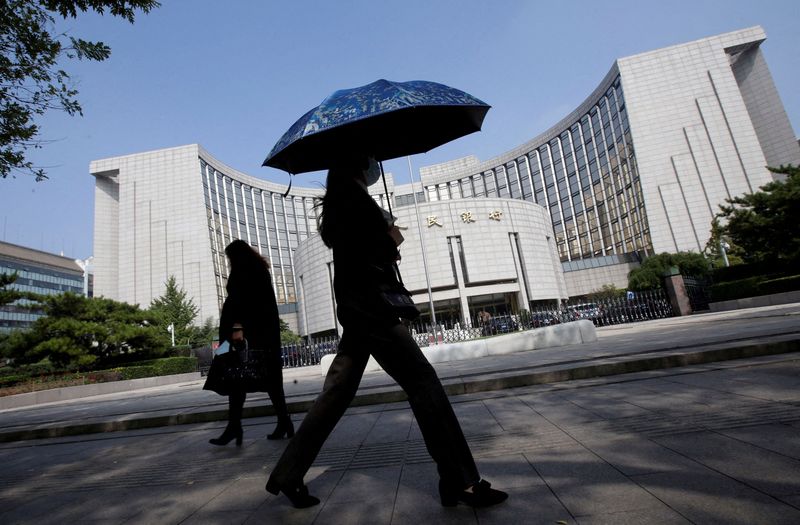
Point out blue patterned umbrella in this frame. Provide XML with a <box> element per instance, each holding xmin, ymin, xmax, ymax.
<box><xmin>263</xmin><ymin>79</ymin><xmax>490</xmax><ymax>174</ymax></box>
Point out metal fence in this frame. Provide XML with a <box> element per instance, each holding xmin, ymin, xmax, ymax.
<box><xmin>402</xmin><ymin>288</ymin><xmax>675</xmax><ymax>348</ymax></box>
<box><xmin>280</xmin><ymin>336</ymin><xmax>339</xmax><ymax>368</ymax></box>
<box><xmin>683</xmin><ymin>275</ymin><xmax>712</xmax><ymax>312</ymax></box>
<box><xmin>195</xmin><ymin>289</ymin><xmax>677</xmax><ymax>372</ymax></box>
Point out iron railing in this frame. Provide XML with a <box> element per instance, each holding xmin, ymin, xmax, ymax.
<box><xmin>273</xmin><ymin>288</ymin><xmax>676</xmax><ymax>364</ymax></box>
<box><xmin>683</xmin><ymin>275</ymin><xmax>712</xmax><ymax>311</ymax></box>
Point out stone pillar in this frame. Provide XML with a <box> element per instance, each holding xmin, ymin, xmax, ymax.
<box><xmin>663</xmin><ymin>266</ymin><xmax>692</xmax><ymax>316</ymax></box>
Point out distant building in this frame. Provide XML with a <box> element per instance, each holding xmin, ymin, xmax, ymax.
<box><xmin>0</xmin><ymin>241</ymin><xmax>85</xmax><ymax>332</ymax></box>
<box><xmin>91</xmin><ymin>26</ymin><xmax>799</xmax><ymax>336</ymax></box>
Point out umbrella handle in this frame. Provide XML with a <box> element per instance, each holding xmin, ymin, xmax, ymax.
<box><xmin>379</xmin><ymin>161</ymin><xmax>393</xmax><ymax>217</ymax></box>
<box><xmin>283</xmin><ymin>173</ymin><xmax>293</xmax><ymax>198</ymax></box>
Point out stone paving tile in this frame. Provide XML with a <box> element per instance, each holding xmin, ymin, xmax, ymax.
<box><xmin>200</xmin><ymin>476</ymin><xmax>269</xmax><ymax>512</ymax></box>
<box><xmin>325</xmin><ymin>466</ymin><xmax>402</xmax><ymax>505</ymax></box>
<box><xmin>363</xmin><ymin>407</ymin><xmax>414</xmax><ymax>444</ymax></box>
<box><xmin>653</xmin><ymin>430</ymin><xmax>800</xmax><ymax>496</ymax></box>
<box><xmin>578</xmin><ymin>435</ymin><xmax>701</xmax><ymax>477</ymax></box>
<box><xmin>716</xmin><ymin>422</ymin><xmax>800</xmax><ymax>460</ymax></box>
<box><xmin>575</xmin><ymin>506</ymin><xmax>691</xmax><ymax>525</ymax></box>
<box><xmin>391</xmin><ymin>462</ymin><xmax>478</xmax><ymax>525</ymax></box>
<box><xmin>120</xmin><ymin>482</ymin><xmax>226</xmax><ymax>524</ymax></box>
<box><xmin>181</xmin><ymin>510</ymin><xmax>254</xmax><ymax>524</ymax></box>
<box><xmin>524</xmin><ymin>445</ymin><xmax>664</xmax><ymax>517</ymax></box>
<box><xmin>472</xmin><ymin>453</ymin><xmax>544</xmax><ymax>489</ymax></box>
<box><xmin>474</xmin><ymin>483</ymin><xmax>575</xmax><ymax>525</ymax></box>
<box><xmin>632</xmin><ymin>468</ymin><xmax>800</xmax><ymax>525</ymax></box>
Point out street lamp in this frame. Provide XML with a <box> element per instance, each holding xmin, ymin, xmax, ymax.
<box><xmin>720</xmin><ymin>240</ymin><xmax>730</xmax><ymax>267</ymax></box>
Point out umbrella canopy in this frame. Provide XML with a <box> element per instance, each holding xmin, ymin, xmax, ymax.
<box><xmin>263</xmin><ymin>79</ymin><xmax>490</xmax><ymax>174</ymax></box>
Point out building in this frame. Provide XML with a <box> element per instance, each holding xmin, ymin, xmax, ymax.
<box><xmin>90</xmin><ymin>26</ymin><xmax>799</xmax><ymax>336</ymax></box>
<box><xmin>294</xmin><ymin>190</ymin><xmax>568</xmax><ymax>337</ymax></box>
<box><xmin>0</xmin><ymin>241</ymin><xmax>85</xmax><ymax>332</ymax></box>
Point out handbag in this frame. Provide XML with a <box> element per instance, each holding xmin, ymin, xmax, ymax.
<box><xmin>379</xmin><ymin>264</ymin><xmax>420</xmax><ymax>321</ymax></box>
<box><xmin>202</xmin><ymin>338</ymin><xmax>269</xmax><ymax>396</ymax></box>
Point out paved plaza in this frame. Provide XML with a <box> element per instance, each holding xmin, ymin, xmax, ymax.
<box><xmin>0</xmin><ymin>304</ymin><xmax>799</xmax><ymax>523</ymax></box>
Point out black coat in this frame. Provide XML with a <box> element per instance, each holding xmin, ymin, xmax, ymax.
<box><xmin>325</xmin><ymin>182</ymin><xmax>402</xmax><ymax>329</ymax></box>
<box><xmin>218</xmin><ymin>266</ymin><xmax>281</xmax><ymax>352</ymax></box>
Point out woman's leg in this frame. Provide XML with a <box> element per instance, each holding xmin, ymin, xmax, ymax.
<box><xmin>210</xmin><ymin>391</ymin><xmax>245</xmax><ymax>446</ymax></box>
<box><xmin>265</xmin><ymin>353</ymin><xmax>293</xmax><ymax>438</ymax></box>
<box><xmin>368</xmin><ymin>323</ymin><xmax>479</xmax><ymax>489</ymax></box>
<box><xmin>268</xmin><ymin>334</ymin><xmax>369</xmax><ymax>488</ymax></box>
<box><xmin>229</xmin><ymin>391</ymin><xmax>246</xmax><ymax>428</ymax></box>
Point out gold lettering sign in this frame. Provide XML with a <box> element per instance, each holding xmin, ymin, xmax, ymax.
<box><xmin>489</xmin><ymin>210</ymin><xmax>503</xmax><ymax>221</ymax></box>
<box><xmin>460</xmin><ymin>212</ymin><xmax>475</xmax><ymax>223</ymax></box>
<box><xmin>426</xmin><ymin>215</ymin><xmax>443</xmax><ymax>227</ymax></box>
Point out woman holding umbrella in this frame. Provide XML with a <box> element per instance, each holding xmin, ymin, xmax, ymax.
<box><xmin>265</xmin><ymin>159</ymin><xmax>508</xmax><ymax>509</ymax></box>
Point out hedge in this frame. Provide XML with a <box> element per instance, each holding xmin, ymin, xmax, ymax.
<box><xmin>713</xmin><ymin>259</ymin><xmax>798</xmax><ymax>283</ymax></box>
<box><xmin>113</xmin><ymin>357</ymin><xmax>197</xmax><ymax>381</ymax></box>
<box><xmin>710</xmin><ymin>277</ymin><xmax>765</xmax><ymax>302</ymax></box>
<box><xmin>710</xmin><ymin>274</ymin><xmax>800</xmax><ymax>302</ymax></box>
<box><xmin>0</xmin><ymin>357</ymin><xmax>198</xmax><ymax>389</ymax></box>
<box><xmin>759</xmin><ymin>275</ymin><xmax>800</xmax><ymax>296</ymax></box>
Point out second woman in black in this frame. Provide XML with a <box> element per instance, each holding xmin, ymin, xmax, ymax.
<box><xmin>210</xmin><ymin>240</ymin><xmax>293</xmax><ymax>446</ymax></box>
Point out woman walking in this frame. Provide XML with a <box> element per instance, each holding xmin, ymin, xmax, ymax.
<box><xmin>206</xmin><ymin>240</ymin><xmax>293</xmax><ymax>446</ymax></box>
<box><xmin>265</xmin><ymin>159</ymin><xmax>507</xmax><ymax>509</ymax></box>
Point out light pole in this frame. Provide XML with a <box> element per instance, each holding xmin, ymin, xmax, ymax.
<box><xmin>720</xmin><ymin>240</ymin><xmax>730</xmax><ymax>267</ymax></box>
<box><xmin>406</xmin><ymin>156</ymin><xmax>437</xmax><ymax>333</ymax></box>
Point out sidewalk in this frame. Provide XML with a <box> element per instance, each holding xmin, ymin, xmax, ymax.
<box><xmin>0</xmin><ymin>304</ymin><xmax>799</xmax><ymax>523</ymax></box>
<box><xmin>1</xmin><ymin>303</ymin><xmax>799</xmax><ymax>443</ymax></box>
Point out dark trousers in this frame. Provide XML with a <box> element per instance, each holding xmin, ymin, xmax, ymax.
<box><xmin>268</xmin><ymin>322</ymin><xmax>479</xmax><ymax>489</ymax></box>
<box><xmin>227</xmin><ymin>352</ymin><xmax>290</xmax><ymax>428</ymax></box>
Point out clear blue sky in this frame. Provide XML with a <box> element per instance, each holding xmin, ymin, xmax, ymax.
<box><xmin>1</xmin><ymin>0</ymin><xmax>798</xmax><ymax>259</ymax></box>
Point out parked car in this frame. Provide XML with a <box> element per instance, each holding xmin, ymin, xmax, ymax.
<box><xmin>482</xmin><ymin>315</ymin><xmax>519</xmax><ymax>335</ymax></box>
<box><xmin>568</xmin><ymin>303</ymin><xmax>602</xmax><ymax>322</ymax></box>
<box><xmin>530</xmin><ymin>312</ymin><xmax>560</xmax><ymax>328</ymax></box>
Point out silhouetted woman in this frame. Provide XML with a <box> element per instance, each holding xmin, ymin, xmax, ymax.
<box><xmin>266</xmin><ymin>160</ymin><xmax>508</xmax><ymax>509</ymax></box>
<box><xmin>209</xmin><ymin>240</ymin><xmax>293</xmax><ymax>446</ymax></box>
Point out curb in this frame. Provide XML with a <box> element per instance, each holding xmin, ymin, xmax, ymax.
<box><xmin>2</xmin><ymin>337</ymin><xmax>798</xmax><ymax>443</ymax></box>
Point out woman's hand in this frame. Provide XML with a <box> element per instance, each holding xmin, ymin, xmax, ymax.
<box><xmin>231</xmin><ymin>324</ymin><xmax>244</xmax><ymax>342</ymax></box>
<box><xmin>389</xmin><ymin>225</ymin><xmax>404</xmax><ymax>246</ymax></box>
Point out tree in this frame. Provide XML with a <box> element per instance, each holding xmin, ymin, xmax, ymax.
<box><xmin>715</xmin><ymin>165</ymin><xmax>800</xmax><ymax>264</ymax></box>
<box><xmin>185</xmin><ymin>317</ymin><xmax>217</xmax><ymax>348</ymax></box>
<box><xmin>149</xmin><ymin>276</ymin><xmax>199</xmax><ymax>347</ymax></box>
<box><xmin>703</xmin><ymin>217</ymin><xmax>745</xmax><ymax>268</ymax></box>
<box><xmin>628</xmin><ymin>252</ymin><xmax>711</xmax><ymax>291</ymax></box>
<box><xmin>0</xmin><ymin>273</ymin><xmax>21</xmax><ymax>306</ymax></box>
<box><xmin>3</xmin><ymin>292</ymin><xmax>167</xmax><ymax>369</ymax></box>
<box><xmin>587</xmin><ymin>284</ymin><xmax>626</xmax><ymax>301</ymax></box>
<box><xmin>1</xmin><ymin>0</ymin><xmax>159</xmax><ymax>180</ymax></box>
<box><xmin>280</xmin><ymin>318</ymin><xmax>301</xmax><ymax>345</ymax></box>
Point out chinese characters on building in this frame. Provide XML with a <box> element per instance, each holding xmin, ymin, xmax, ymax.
<box><xmin>425</xmin><ymin>210</ymin><xmax>503</xmax><ymax>227</ymax></box>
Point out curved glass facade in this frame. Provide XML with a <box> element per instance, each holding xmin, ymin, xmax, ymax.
<box><xmin>421</xmin><ymin>75</ymin><xmax>652</xmax><ymax>264</ymax></box>
<box><xmin>200</xmin><ymin>160</ymin><xmax>319</xmax><ymax>311</ymax></box>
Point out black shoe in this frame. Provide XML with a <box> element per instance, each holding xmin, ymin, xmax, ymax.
<box><xmin>209</xmin><ymin>426</ymin><xmax>243</xmax><ymax>447</ymax></box>
<box><xmin>266</xmin><ymin>478</ymin><xmax>320</xmax><ymax>508</ymax></box>
<box><xmin>267</xmin><ymin>418</ymin><xmax>295</xmax><ymax>440</ymax></box>
<box><xmin>439</xmin><ymin>479</ymin><xmax>508</xmax><ymax>507</ymax></box>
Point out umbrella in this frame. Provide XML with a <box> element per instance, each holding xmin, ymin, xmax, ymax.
<box><xmin>263</xmin><ymin>78</ymin><xmax>490</xmax><ymax>174</ymax></box>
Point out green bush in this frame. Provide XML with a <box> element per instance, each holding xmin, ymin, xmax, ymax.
<box><xmin>153</xmin><ymin>356</ymin><xmax>197</xmax><ymax>375</ymax></box>
<box><xmin>710</xmin><ymin>277</ymin><xmax>765</xmax><ymax>302</ymax></box>
<box><xmin>710</xmin><ymin>274</ymin><xmax>800</xmax><ymax>302</ymax></box>
<box><xmin>0</xmin><ymin>356</ymin><xmax>198</xmax><ymax>390</ymax></box>
<box><xmin>85</xmin><ymin>370</ymin><xmax>122</xmax><ymax>383</ymax></box>
<box><xmin>115</xmin><ymin>365</ymin><xmax>157</xmax><ymax>380</ymax></box>
<box><xmin>114</xmin><ymin>357</ymin><xmax>197</xmax><ymax>380</ymax></box>
<box><xmin>712</xmin><ymin>259</ymin><xmax>798</xmax><ymax>283</ymax></box>
<box><xmin>0</xmin><ymin>374</ymin><xmax>25</xmax><ymax>387</ymax></box>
